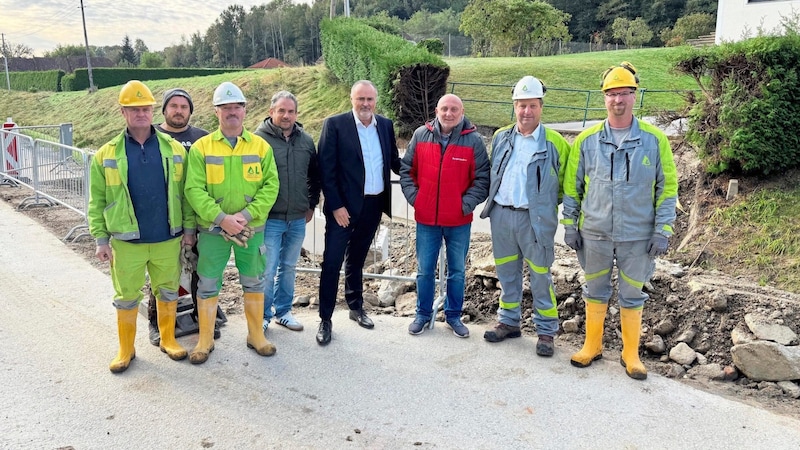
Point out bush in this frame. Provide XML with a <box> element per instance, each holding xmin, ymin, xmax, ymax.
<box><xmin>417</xmin><ymin>38</ymin><xmax>445</xmax><ymax>55</ymax></box>
<box><xmin>675</xmin><ymin>34</ymin><xmax>800</xmax><ymax>175</ymax></box>
<box><xmin>7</xmin><ymin>70</ymin><xmax>65</xmax><ymax>92</ymax></box>
<box><xmin>320</xmin><ymin>17</ymin><xmax>450</xmax><ymax>136</ymax></box>
<box><xmin>62</xmin><ymin>68</ymin><xmax>244</xmax><ymax>91</ymax></box>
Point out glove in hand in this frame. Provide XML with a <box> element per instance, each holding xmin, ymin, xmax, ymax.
<box><xmin>180</xmin><ymin>245</ymin><xmax>197</xmax><ymax>274</ymax></box>
<box><xmin>647</xmin><ymin>234</ymin><xmax>669</xmax><ymax>257</ymax></box>
<box><xmin>564</xmin><ymin>227</ymin><xmax>583</xmax><ymax>251</ymax></box>
<box><xmin>220</xmin><ymin>225</ymin><xmax>254</xmax><ymax>248</ymax></box>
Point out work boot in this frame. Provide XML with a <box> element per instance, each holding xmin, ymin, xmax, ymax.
<box><xmin>620</xmin><ymin>307</ymin><xmax>648</xmax><ymax>380</ymax></box>
<box><xmin>571</xmin><ymin>301</ymin><xmax>608</xmax><ymax>368</ymax></box>
<box><xmin>189</xmin><ymin>297</ymin><xmax>217</xmax><ymax>364</ymax></box>
<box><xmin>109</xmin><ymin>308</ymin><xmax>138</xmax><ymax>373</ymax></box>
<box><xmin>483</xmin><ymin>322</ymin><xmax>521</xmax><ymax>343</ymax></box>
<box><xmin>536</xmin><ymin>335</ymin><xmax>555</xmax><ymax>357</ymax></box>
<box><xmin>157</xmin><ymin>299</ymin><xmax>187</xmax><ymax>361</ymax></box>
<box><xmin>244</xmin><ymin>292</ymin><xmax>277</xmax><ymax>356</ymax></box>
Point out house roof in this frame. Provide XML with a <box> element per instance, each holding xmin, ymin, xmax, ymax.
<box><xmin>247</xmin><ymin>57</ymin><xmax>290</xmax><ymax>69</ymax></box>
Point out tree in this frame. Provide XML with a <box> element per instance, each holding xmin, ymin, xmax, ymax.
<box><xmin>3</xmin><ymin>41</ymin><xmax>33</xmax><ymax>57</ymax></box>
<box><xmin>139</xmin><ymin>51</ymin><xmax>165</xmax><ymax>68</ymax></box>
<box><xmin>611</xmin><ymin>17</ymin><xmax>653</xmax><ymax>47</ymax></box>
<box><xmin>660</xmin><ymin>12</ymin><xmax>715</xmax><ymax>46</ymax></box>
<box><xmin>44</xmin><ymin>44</ymin><xmax>89</xmax><ymax>58</ymax></box>
<box><xmin>460</xmin><ymin>0</ymin><xmax>571</xmax><ymax>56</ymax></box>
<box><xmin>134</xmin><ymin>38</ymin><xmax>149</xmax><ymax>64</ymax></box>
<box><xmin>118</xmin><ymin>35</ymin><xmax>137</xmax><ymax>66</ymax></box>
<box><xmin>405</xmin><ymin>8</ymin><xmax>462</xmax><ymax>37</ymax></box>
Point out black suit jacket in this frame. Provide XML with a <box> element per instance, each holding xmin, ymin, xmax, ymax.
<box><xmin>317</xmin><ymin>111</ymin><xmax>400</xmax><ymax>219</ymax></box>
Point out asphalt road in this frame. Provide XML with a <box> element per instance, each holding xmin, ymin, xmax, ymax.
<box><xmin>1</xmin><ymin>199</ymin><xmax>799</xmax><ymax>449</ymax></box>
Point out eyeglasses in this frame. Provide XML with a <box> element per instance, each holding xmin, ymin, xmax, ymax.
<box><xmin>604</xmin><ymin>91</ymin><xmax>636</xmax><ymax>99</ymax></box>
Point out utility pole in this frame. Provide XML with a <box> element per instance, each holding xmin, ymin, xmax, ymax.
<box><xmin>80</xmin><ymin>0</ymin><xmax>96</xmax><ymax>93</ymax></box>
<box><xmin>1</xmin><ymin>33</ymin><xmax>10</xmax><ymax>91</ymax></box>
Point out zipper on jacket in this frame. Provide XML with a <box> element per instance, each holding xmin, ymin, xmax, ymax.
<box><xmin>610</xmin><ymin>153</ymin><xmax>615</xmax><ymax>181</ymax></box>
<box><xmin>434</xmin><ymin>146</ymin><xmax>445</xmax><ymax>225</ymax></box>
<box><xmin>625</xmin><ymin>153</ymin><xmax>631</xmax><ymax>182</ymax></box>
<box><xmin>536</xmin><ymin>165</ymin><xmax>541</xmax><ymax>192</ymax></box>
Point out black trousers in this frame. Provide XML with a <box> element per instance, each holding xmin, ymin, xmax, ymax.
<box><xmin>318</xmin><ymin>196</ymin><xmax>383</xmax><ymax>320</ymax></box>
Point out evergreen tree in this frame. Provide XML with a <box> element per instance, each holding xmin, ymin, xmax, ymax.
<box><xmin>119</xmin><ymin>35</ymin><xmax>137</xmax><ymax>66</ymax></box>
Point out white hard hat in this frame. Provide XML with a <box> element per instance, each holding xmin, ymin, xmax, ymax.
<box><xmin>213</xmin><ymin>82</ymin><xmax>247</xmax><ymax>106</ymax></box>
<box><xmin>512</xmin><ymin>76</ymin><xmax>546</xmax><ymax>100</ymax></box>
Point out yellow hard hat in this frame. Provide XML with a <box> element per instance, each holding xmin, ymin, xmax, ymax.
<box><xmin>600</xmin><ymin>62</ymin><xmax>639</xmax><ymax>91</ymax></box>
<box><xmin>119</xmin><ymin>80</ymin><xmax>157</xmax><ymax>107</ymax></box>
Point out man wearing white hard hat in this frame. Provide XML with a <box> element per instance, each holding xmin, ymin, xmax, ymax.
<box><xmin>184</xmin><ymin>81</ymin><xmax>280</xmax><ymax>364</ymax></box>
<box><xmin>562</xmin><ymin>62</ymin><xmax>677</xmax><ymax>380</ymax></box>
<box><xmin>480</xmin><ymin>76</ymin><xmax>570</xmax><ymax>357</ymax></box>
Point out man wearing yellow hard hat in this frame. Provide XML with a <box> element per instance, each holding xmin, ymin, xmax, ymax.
<box><xmin>562</xmin><ymin>62</ymin><xmax>678</xmax><ymax>380</ymax></box>
<box><xmin>184</xmin><ymin>81</ymin><xmax>279</xmax><ymax>364</ymax></box>
<box><xmin>87</xmin><ymin>80</ymin><xmax>196</xmax><ymax>373</ymax></box>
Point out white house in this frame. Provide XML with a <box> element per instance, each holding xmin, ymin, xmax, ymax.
<box><xmin>716</xmin><ymin>0</ymin><xmax>800</xmax><ymax>43</ymax></box>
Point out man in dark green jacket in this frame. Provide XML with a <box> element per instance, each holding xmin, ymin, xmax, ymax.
<box><xmin>254</xmin><ymin>91</ymin><xmax>321</xmax><ymax>334</ymax></box>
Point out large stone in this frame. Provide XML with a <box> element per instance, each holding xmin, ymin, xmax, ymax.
<box><xmin>394</xmin><ymin>292</ymin><xmax>418</xmax><ymax>317</ymax></box>
<box><xmin>653</xmin><ymin>318</ymin><xmax>677</xmax><ymax>336</ymax></box>
<box><xmin>708</xmin><ymin>290</ymin><xmax>728</xmax><ymax>312</ymax></box>
<box><xmin>644</xmin><ymin>334</ymin><xmax>666</xmax><ymax>353</ymax></box>
<box><xmin>744</xmin><ymin>313</ymin><xmax>799</xmax><ymax>345</ymax></box>
<box><xmin>669</xmin><ymin>342</ymin><xmax>697</xmax><ymax>365</ymax></box>
<box><xmin>687</xmin><ymin>363</ymin><xmax>725</xmax><ymax>381</ymax></box>
<box><xmin>731</xmin><ymin>341</ymin><xmax>800</xmax><ymax>381</ymax></box>
<box><xmin>731</xmin><ymin>324</ymin><xmax>756</xmax><ymax>345</ymax></box>
<box><xmin>777</xmin><ymin>381</ymin><xmax>800</xmax><ymax>399</ymax></box>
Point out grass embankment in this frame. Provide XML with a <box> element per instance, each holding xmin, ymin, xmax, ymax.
<box><xmin>0</xmin><ymin>47</ymin><xmax>696</xmax><ymax>148</ymax></box>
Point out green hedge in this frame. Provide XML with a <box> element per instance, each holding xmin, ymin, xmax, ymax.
<box><xmin>676</xmin><ymin>34</ymin><xmax>800</xmax><ymax>175</ymax></box>
<box><xmin>320</xmin><ymin>17</ymin><xmax>449</xmax><ymax>135</ymax></box>
<box><xmin>8</xmin><ymin>70</ymin><xmax>65</xmax><ymax>92</ymax></box>
<box><xmin>61</xmin><ymin>68</ymin><xmax>244</xmax><ymax>91</ymax></box>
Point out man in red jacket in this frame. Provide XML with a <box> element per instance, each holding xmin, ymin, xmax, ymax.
<box><xmin>399</xmin><ymin>94</ymin><xmax>490</xmax><ymax>337</ymax></box>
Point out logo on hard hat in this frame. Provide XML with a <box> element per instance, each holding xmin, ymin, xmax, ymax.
<box><xmin>226</xmin><ymin>90</ymin><xmax>233</xmax><ymax>96</ymax></box>
<box><xmin>136</xmin><ymin>91</ymin><xmax>143</xmax><ymax>98</ymax></box>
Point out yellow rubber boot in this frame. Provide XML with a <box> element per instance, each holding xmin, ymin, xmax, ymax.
<box><xmin>109</xmin><ymin>308</ymin><xmax>138</xmax><ymax>373</ymax></box>
<box><xmin>157</xmin><ymin>299</ymin><xmax>187</xmax><ymax>361</ymax></box>
<box><xmin>570</xmin><ymin>301</ymin><xmax>608</xmax><ymax>368</ymax></box>
<box><xmin>620</xmin><ymin>307</ymin><xmax>647</xmax><ymax>380</ymax></box>
<box><xmin>189</xmin><ymin>297</ymin><xmax>217</xmax><ymax>364</ymax></box>
<box><xmin>244</xmin><ymin>292</ymin><xmax>276</xmax><ymax>356</ymax></box>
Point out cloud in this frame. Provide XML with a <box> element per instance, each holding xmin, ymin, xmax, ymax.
<box><xmin>3</xmin><ymin>0</ymin><xmax>311</xmax><ymax>55</ymax></box>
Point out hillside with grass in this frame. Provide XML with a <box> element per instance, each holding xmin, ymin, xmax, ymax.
<box><xmin>0</xmin><ymin>48</ymin><xmax>695</xmax><ymax>148</ymax></box>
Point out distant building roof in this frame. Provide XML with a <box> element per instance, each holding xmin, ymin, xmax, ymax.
<box><xmin>248</xmin><ymin>57</ymin><xmax>290</xmax><ymax>69</ymax></box>
<box><xmin>7</xmin><ymin>56</ymin><xmax>114</xmax><ymax>73</ymax></box>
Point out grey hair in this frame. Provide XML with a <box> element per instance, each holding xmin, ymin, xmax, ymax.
<box><xmin>351</xmin><ymin>80</ymin><xmax>377</xmax><ymax>96</ymax></box>
<box><xmin>270</xmin><ymin>90</ymin><xmax>298</xmax><ymax>110</ymax></box>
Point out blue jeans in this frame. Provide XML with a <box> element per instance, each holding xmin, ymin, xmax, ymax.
<box><xmin>415</xmin><ymin>222</ymin><xmax>471</xmax><ymax>321</ymax></box>
<box><xmin>263</xmin><ymin>218</ymin><xmax>306</xmax><ymax>322</ymax></box>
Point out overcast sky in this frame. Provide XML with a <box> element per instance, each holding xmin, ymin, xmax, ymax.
<box><xmin>3</xmin><ymin>0</ymin><xmax>313</xmax><ymax>56</ymax></box>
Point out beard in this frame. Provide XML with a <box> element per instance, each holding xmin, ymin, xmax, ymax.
<box><xmin>165</xmin><ymin>114</ymin><xmax>188</xmax><ymax>129</ymax></box>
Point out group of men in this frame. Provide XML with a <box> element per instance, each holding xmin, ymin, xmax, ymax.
<box><xmin>90</xmin><ymin>61</ymin><xmax>676</xmax><ymax>381</ymax></box>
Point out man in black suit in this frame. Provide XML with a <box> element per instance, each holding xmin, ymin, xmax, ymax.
<box><xmin>316</xmin><ymin>80</ymin><xmax>401</xmax><ymax>346</ymax></box>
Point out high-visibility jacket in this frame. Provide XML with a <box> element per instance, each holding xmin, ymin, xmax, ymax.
<box><xmin>562</xmin><ymin>118</ymin><xmax>678</xmax><ymax>241</ymax></box>
<box><xmin>185</xmin><ymin>128</ymin><xmax>279</xmax><ymax>231</ymax></box>
<box><xmin>88</xmin><ymin>128</ymin><xmax>193</xmax><ymax>245</ymax></box>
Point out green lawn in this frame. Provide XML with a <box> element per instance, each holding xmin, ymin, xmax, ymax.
<box><xmin>0</xmin><ymin>47</ymin><xmax>700</xmax><ymax>148</ymax></box>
